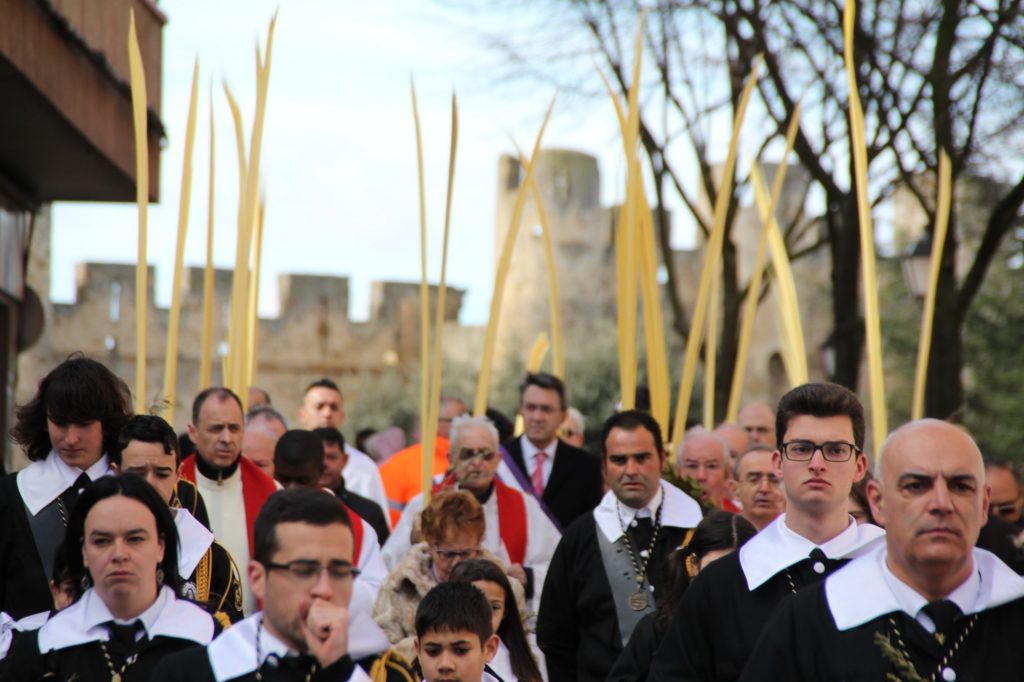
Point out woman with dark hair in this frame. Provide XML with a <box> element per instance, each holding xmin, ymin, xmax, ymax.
<box><xmin>0</xmin><ymin>474</ymin><xmax>215</xmax><ymax>680</ymax></box>
<box><xmin>449</xmin><ymin>559</ymin><xmax>545</xmax><ymax>682</ymax></box>
<box><xmin>848</xmin><ymin>471</ymin><xmax>878</xmax><ymax>526</ymax></box>
<box><xmin>606</xmin><ymin>511</ymin><xmax>757</xmax><ymax>682</ymax></box>
<box><xmin>0</xmin><ymin>354</ymin><xmax>132</xmax><ymax>620</ymax></box>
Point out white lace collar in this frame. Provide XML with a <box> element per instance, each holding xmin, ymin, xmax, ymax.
<box><xmin>738</xmin><ymin>514</ymin><xmax>885</xmax><ymax>590</ymax></box>
<box><xmin>173</xmin><ymin>507</ymin><xmax>215</xmax><ymax>578</ymax></box>
<box><xmin>17</xmin><ymin>451</ymin><xmax>111</xmax><ymax>516</ymax></box>
<box><xmin>594</xmin><ymin>483</ymin><xmax>703</xmax><ymax>543</ymax></box>
<box><xmin>37</xmin><ymin>586</ymin><xmax>214</xmax><ymax>652</ymax></box>
<box><xmin>825</xmin><ymin>545</ymin><xmax>1024</xmax><ymax>631</ymax></box>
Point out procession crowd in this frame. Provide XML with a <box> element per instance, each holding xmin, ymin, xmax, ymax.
<box><xmin>1</xmin><ymin>353</ymin><xmax>1022</xmax><ymax>681</ymax></box>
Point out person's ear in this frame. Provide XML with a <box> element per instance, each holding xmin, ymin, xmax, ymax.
<box><xmin>483</xmin><ymin>634</ymin><xmax>499</xmax><ymax>662</ymax></box>
<box><xmin>853</xmin><ymin>452</ymin><xmax>868</xmax><ymax>483</ymax></box>
<box><xmin>866</xmin><ymin>479</ymin><xmax>885</xmax><ymax>527</ymax></box>
<box><xmin>249</xmin><ymin>560</ymin><xmax>268</xmax><ymax>603</ymax></box>
<box><xmin>110</xmin><ymin>462</ymin><xmax>120</xmax><ymax>474</ymax></box>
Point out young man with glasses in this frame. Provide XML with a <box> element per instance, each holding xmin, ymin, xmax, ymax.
<box><xmin>649</xmin><ymin>383</ymin><xmax>885</xmax><ymax>682</ymax></box>
<box><xmin>153</xmin><ymin>488</ymin><xmax>372</xmax><ymax>681</ymax></box>
<box><xmin>381</xmin><ymin>416</ymin><xmax>560</xmax><ymax>612</ymax></box>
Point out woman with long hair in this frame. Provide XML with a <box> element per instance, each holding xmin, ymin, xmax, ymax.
<box><xmin>607</xmin><ymin>511</ymin><xmax>757</xmax><ymax>682</ymax></box>
<box><xmin>0</xmin><ymin>475</ymin><xmax>215</xmax><ymax>680</ymax></box>
<box><xmin>449</xmin><ymin>559</ymin><xmax>545</xmax><ymax>682</ymax></box>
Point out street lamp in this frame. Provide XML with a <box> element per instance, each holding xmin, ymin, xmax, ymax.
<box><xmin>901</xmin><ymin>233</ymin><xmax>932</xmax><ymax>299</ymax></box>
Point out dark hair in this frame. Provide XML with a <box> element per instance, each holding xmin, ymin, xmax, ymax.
<box><xmin>519</xmin><ymin>372</ymin><xmax>567</xmax><ymax>410</ymax></box>
<box><xmin>354</xmin><ymin>428</ymin><xmax>374</xmax><ymax>453</ymax></box>
<box><xmin>485</xmin><ymin>408</ymin><xmax>515</xmax><ymax>444</ymax></box>
<box><xmin>253</xmin><ymin>488</ymin><xmax>352</xmax><ymax>564</ymax></box>
<box><xmin>849</xmin><ymin>471</ymin><xmax>877</xmax><ymax>525</ymax></box>
<box><xmin>304</xmin><ymin>378</ymin><xmax>341</xmax><ymax>395</ymax></box>
<box><xmin>191</xmin><ymin>387</ymin><xmax>244</xmax><ymax>427</ymax></box>
<box><xmin>314</xmin><ymin>426</ymin><xmax>345</xmax><ymax>450</ymax></box>
<box><xmin>274</xmin><ymin>430</ymin><xmax>325</xmax><ymax>471</ymax></box>
<box><xmin>985</xmin><ymin>457</ymin><xmax>1022</xmax><ymax>486</ymax></box>
<box><xmin>655</xmin><ymin>511</ymin><xmax>756</xmax><ymax>632</ymax></box>
<box><xmin>775</xmin><ymin>383</ymin><xmax>866</xmax><ymax>450</ymax></box>
<box><xmin>449</xmin><ymin>560</ymin><xmax>542</xmax><ymax>682</ymax></box>
<box><xmin>113</xmin><ymin>415</ymin><xmax>180</xmax><ymax>467</ymax></box>
<box><xmin>52</xmin><ymin>543</ymin><xmax>81</xmax><ymax>603</ymax></box>
<box><xmin>600</xmin><ymin>410</ymin><xmax>665</xmax><ymax>459</ymax></box>
<box><xmin>246</xmin><ymin>404</ymin><xmax>288</xmax><ymax>430</ymax></box>
<box><xmin>65</xmin><ymin>474</ymin><xmax>182</xmax><ymax>599</ymax></box>
<box><xmin>415</xmin><ymin>581</ymin><xmax>493</xmax><ymax>645</ymax></box>
<box><xmin>11</xmin><ymin>354</ymin><xmax>132</xmax><ymax>462</ymax></box>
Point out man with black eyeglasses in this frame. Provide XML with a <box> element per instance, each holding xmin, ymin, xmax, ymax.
<box><xmin>153</xmin><ymin>488</ymin><xmax>372</xmax><ymax>681</ymax></box>
<box><xmin>650</xmin><ymin>382</ymin><xmax>885</xmax><ymax>682</ymax></box>
<box><xmin>381</xmin><ymin>415</ymin><xmax>560</xmax><ymax>612</ymax></box>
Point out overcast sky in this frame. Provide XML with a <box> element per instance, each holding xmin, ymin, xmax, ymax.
<box><xmin>51</xmin><ymin>1</ymin><xmax>688</xmax><ymax>324</ymax></box>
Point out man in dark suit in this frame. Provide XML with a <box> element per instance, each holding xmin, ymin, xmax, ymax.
<box><xmin>503</xmin><ymin>372</ymin><xmax>603</xmax><ymax>531</ymax></box>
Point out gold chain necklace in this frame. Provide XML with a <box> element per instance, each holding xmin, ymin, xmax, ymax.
<box><xmin>885</xmin><ymin>614</ymin><xmax>978</xmax><ymax>682</ymax></box>
<box><xmin>615</xmin><ymin>493</ymin><xmax>664</xmax><ymax>611</ymax></box>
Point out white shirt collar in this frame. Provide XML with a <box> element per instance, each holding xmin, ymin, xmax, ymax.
<box><xmin>594</xmin><ymin>483</ymin><xmax>703</xmax><ymax>543</ymax></box>
<box><xmin>520</xmin><ymin>435</ymin><xmax>556</xmax><ymax>463</ymax></box>
<box><xmin>37</xmin><ymin>586</ymin><xmax>214</xmax><ymax>652</ymax></box>
<box><xmin>738</xmin><ymin>514</ymin><xmax>886</xmax><ymax>590</ymax></box>
<box><xmin>207</xmin><ymin>613</ymin><xmax>301</xmax><ymax>681</ymax></box>
<box><xmin>173</xmin><ymin>507</ymin><xmax>215</xmax><ymax>578</ymax></box>
<box><xmin>826</xmin><ymin>545</ymin><xmax>1024</xmax><ymax>631</ymax></box>
<box><xmin>17</xmin><ymin>451</ymin><xmax>111</xmax><ymax>516</ymax></box>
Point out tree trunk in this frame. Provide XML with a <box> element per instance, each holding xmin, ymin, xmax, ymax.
<box><xmin>829</xmin><ymin>193</ymin><xmax>864</xmax><ymax>390</ymax></box>
<box><xmin>925</xmin><ymin>215</ymin><xmax>965</xmax><ymax>420</ymax></box>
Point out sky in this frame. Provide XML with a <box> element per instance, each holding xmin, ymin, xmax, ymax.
<box><xmin>51</xmin><ymin>1</ymin><xmax>685</xmax><ymax>324</ymax></box>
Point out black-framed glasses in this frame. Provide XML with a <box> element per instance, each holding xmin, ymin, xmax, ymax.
<box><xmin>430</xmin><ymin>546</ymin><xmax>479</xmax><ymax>561</ymax></box>
<box><xmin>263</xmin><ymin>559</ymin><xmax>360</xmax><ymax>583</ymax></box>
<box><xmin>455</xmin><ymin>448</ymin><xmax>497</xmax><ymax>463</ymax></box>
<box><xmin>781</xmin><ymin>440</ymin><xmax>860</xmax><ymax>462</ymax></box>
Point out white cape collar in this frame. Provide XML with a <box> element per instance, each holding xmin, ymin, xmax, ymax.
<box><xmin>17</xmin><ymin>451</ymin><xmax>110</xmax><ymax>516</ymax></box>
<box><xmin>174</xmin><ymin>507</ymin><xmax>215</xmax><ymax>578</ymax></box>
<box><xmin>738</xmin><ymin>514</ymin><xmax>885</xmax><ymax>590</ymax></box>
<box><xmin>826</xmin><ymin>545</ymin><xmax>1024</xmax><ymax>631</ymax></box>
<box><xmin>37</xmin><ymin>586</ymin><xmax>214</xmax><ymax>652</ymax></box>
<box><xmin>594</xmin><ymin>483</ymin><xmax>703</xmax><ymax>543</ymax></box>
<box><xmin>207</xmin><ymin>613</ymin><xmax>294</xmax><ymax>681</ymax></box>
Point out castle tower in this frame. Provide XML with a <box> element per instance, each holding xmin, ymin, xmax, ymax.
<box><xmin>493</xmin><ymin>149</ymin><xmax>616</xmax><ymax>369</ymax></box>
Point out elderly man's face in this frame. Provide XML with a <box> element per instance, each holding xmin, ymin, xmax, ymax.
<box><xmin>739</xmin><ymin>403</ymin><xmax>776</xmax><ymax>447</ymax></box>
<box><xmin>678</xmin><ymin>435</ymin><xmax>732</xmax><ymax>507</ymax></box>
<box><xmin>868</xmin><ymin>420</ymin><xmax>990</xmax><ymax>592</ymax></box>
<box><xmin>736</xmin><ymin>449</ymin><xmax>784</xmax><ymax>530</ymax></box>
<box><xmin>450</xmin><ymin>425</ymin><xmax>501</xmax><ymax>495</ymax></box>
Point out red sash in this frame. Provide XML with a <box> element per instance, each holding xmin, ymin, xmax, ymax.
<box><xmin>494</xmin><ymin>480</ymin><xmax>527</xmax><ymax>565</ymax></box>
<box><xmin>179</xmin><ymin>455</ymin><xmax>278</xmax><ymax>556</ymax></box>
<box><xmin>342</xmin><ymin>504</ymin><xmax>365</xmax><ymax>566</ymax></box>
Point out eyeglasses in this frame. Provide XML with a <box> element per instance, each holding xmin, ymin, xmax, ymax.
<box><xmin>455</xmin><ymin>448</ymin><xmax>497</xmax><ymax>463</ymax></box>
<box><xmin>263</xmin><ymin>559</ymin><xmax>360</xmax><ymax>583</ymax></box>
<box><xmin>781</xmin><ymin>440</ymin><xmax>860</xmax><ymax>462</ymax></box>
<box><xmin>430</xmin><ymin>546</ymin><xmax>479</xmax><ymax>561</ymax></box>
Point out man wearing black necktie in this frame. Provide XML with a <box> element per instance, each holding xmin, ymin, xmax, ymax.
<box><xmin>0</xmin><ymin>355</ymin><xmax>131</xmax><ymax>620</ymax></box>
<box><xmin>537</xmin><ymin>410</ymin><xmax>702</xmax><ymax>682</ymax></box>
<box><xmin>741</xmin><ymin>419</ymin><xmax>1024</xmax><ymax>681</ymax></box>
<box><xmin>650</xmin><ymin>383</ymin><xmax>885</xmax><ymax>682</ymax></box>
<box><xmin>152</xmin><ymin>488</ymin><xmax>371</xmax><ymax>682</ymax></box>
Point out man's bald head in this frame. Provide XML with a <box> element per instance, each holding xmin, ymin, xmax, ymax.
<box><xmin>868</xmin><ymin>419</ymin><xmax>990</xmax><ymax>600</ymax></box>
<box><xmin>738</xmin><ymin>402</ymin><xmax>775</xmax><ymax>446</ymax></box>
